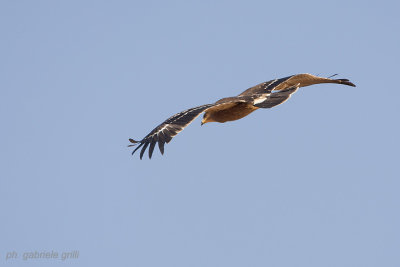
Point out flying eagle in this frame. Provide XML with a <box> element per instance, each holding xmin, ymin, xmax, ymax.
<box><xmin>129</xmin><ymin>73</ymin><xmax>356</xmax><ymax>159</ymax></box>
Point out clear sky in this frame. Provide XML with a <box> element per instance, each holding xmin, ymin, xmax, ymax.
<box><xmin>1</xmin><ymin>1</ymin><xmax>399</xmax><ymax>266</ymax></box>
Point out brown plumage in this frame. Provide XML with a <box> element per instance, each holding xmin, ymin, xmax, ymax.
<box><xmin>129</xmin><ymin>73</ymin><xmax>356</xmax><ymax>159</ymax></box>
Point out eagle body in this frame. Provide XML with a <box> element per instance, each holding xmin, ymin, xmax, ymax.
<box><xmin>129</xmin><ymin>73</ymin><xmax>356</xmax><ymax>159</ymax></box>
<box><xmin>202</xmin><ymin>100</ymin><xmax>259</xmax><ymax>124</ymax></box>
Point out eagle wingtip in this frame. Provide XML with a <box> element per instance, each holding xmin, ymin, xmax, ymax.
<box><xmin>128</xmin><ymin>138</ymin><xmax>139</xmax><ymax>147</ymax></box>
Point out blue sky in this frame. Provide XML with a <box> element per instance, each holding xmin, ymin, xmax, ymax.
<box><xmin>1</xmin><ymin>1</ymin><xmax>399</xmax><ymax>266</ymax></box>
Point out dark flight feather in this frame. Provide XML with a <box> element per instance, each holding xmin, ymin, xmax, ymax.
<box><xmin>254</xmin><ymin>84</ymin><xmax>300</xmax><ymax>108</ymax></box>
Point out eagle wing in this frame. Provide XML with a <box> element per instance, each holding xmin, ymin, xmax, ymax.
<box><xmin>129</xmin><ymin>104</ymin><xmax>214</xmax><ymax>159</ymax></box>
<box><xmin>239</xmin><ymin>73</ymin><xmax>355</xmax><ymax>96</ymax></box>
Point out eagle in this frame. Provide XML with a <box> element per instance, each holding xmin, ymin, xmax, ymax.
<box><xmin>129</xmin><ymin>73</ymin><xmax>356</xmax><ymax>159</ymax></box>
